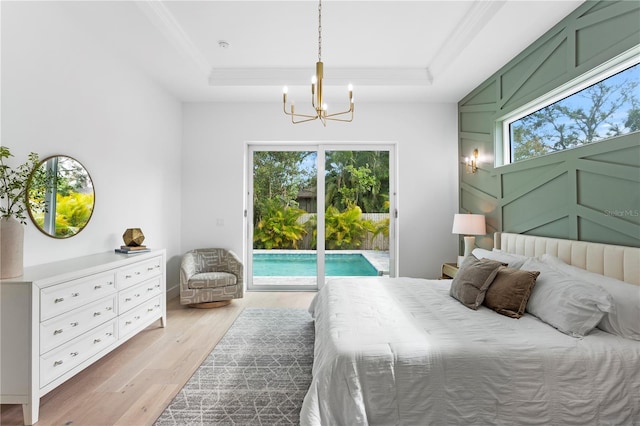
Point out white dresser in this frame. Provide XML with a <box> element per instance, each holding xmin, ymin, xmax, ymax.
<box><xmin>0</xmin><ymin>249</ymin><xmax>166</xmax><ymax>425</ymax></box>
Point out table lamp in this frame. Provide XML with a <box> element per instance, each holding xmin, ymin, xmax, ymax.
<box><xmin>452</xmin><ymin>213</ymin><xmax>486</xmax><ymax>266</ymax></box>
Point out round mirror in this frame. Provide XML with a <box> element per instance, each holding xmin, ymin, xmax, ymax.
<box><xmin>27</xmin><ymin>155</ymin><xmax>95</xmax><ymax>238</ymax></box>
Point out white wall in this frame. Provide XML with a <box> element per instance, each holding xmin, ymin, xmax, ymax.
<box><xmin>2</xmin><ymin>2</ymin><xmax>459</xmax><ymax>285</ymax></box>
<box><xmin>1</xmin><ymin>2</ymin><xmax>183</xmax><ymax>287</ymax></box>
<box><xmin>182</xmin><ymin>102</ymin><xmax>459</xmax><ymax>278</ymax></box>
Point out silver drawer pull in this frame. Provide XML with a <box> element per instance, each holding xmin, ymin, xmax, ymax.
<box><xmin>155</xmin><ymin>284</ymin><xmax>160</xmax><ymax>288</ymax></box>
<box><xmin>109</xmin><ymin>281</ymin><xmax>114</xmax><ymax>285</ymax></box>
<box><xmin>125</xmin><ymin>274</ymin><xmax>132</xmax><ymax>279</ymax></box>
<box><xmin>147</xmin><ymin>267</ymin><xmax>154</xmax><ymax>271</ymax></box>
<box><xmin>135</xmin><ymin>293</ymin><xmax>140</xmax><ymax>297</ymax></box>
<box><xmin>125</xmin><ymin>321</ymin><xmax>132</xmax><ymax>325</ymax></box>
<box><xmin>94</xmin><ymin>285</ymin><xmax>102</xmax><ymax>290</ymax></box>
<box><xmin>134</xmin><ymin>316</ymin><xmax>140</xmax><ymax>320</ymax></box>
<box><xmin>135</xmin><ymin>271</ymin><xmax>141</xmax><ymax>275</ymax></box>
<box><xmin>125</xmin><ymin>298</ymin><xmax>132</xmax><ymax>302</ymax></box>
<box><xmin>106</xmin><ymin>332</ymin><xmax>113</xmax><ymax>337</ymax></box>
<box><xmin>147</xmin><ymin>287</ymin><xmax>154</xmax><ymax>291</ymax></box>
<box><xmin>54</xmin><ymin>329</ymin><xmax>63</xmax><ymax>335</ymax></box>
<box><xmin>93</xmin><ymin>312</ymin><xmax>101</xmax><ymax>317</ymax></box>
<box><xmin>70</xmin><ymin>322</ymin><xmax>79</xmax><ymax>327</ymax></box>
<box><xmin>71</xmin><ymin>292</ymin><xmax>80</xmax><ymax>297</ymax></box>
<box><xmin>147</xmin><ymin>308</ymin><xmax>154</xmax><ymax>312</ymax></box>
<box><xmin>106</xmin><ymin>306</ymin><xmax>113</xmax><ymax>311</ymax></box>
<box><xmin>54</xmin><ymin>297</ymin><xmax>64</xmax><ymax>303</ymax></box>
<box><xmin>94</xmin><ymin>338</ymin><xmax>101</xmax><ymax>343</ymax></box>
<box><xmin>70</xmin><ymin>351</ymin><xmax>79</xmax><ymax>357</ymax></box>
<box><xmin>54</xmin><ymin>360</ymin><xmax>63</xmax><ymax>367</ymax></box>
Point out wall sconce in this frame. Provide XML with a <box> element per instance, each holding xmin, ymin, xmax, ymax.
<box><xmin>465</xmin><ymin>149</ymin><xmax>478</xmax><ymax>174</ymax></box>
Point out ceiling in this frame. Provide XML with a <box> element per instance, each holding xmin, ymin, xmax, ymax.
<box><xmin>58</xmin><ymin>0</ymin><xmax>584</xmax><ymax>103</ymax></box>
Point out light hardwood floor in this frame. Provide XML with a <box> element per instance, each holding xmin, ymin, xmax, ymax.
<box><xmin>1</xmin><ymin>291</ymin><xmax>316</xmax><ymax>426</ymax></box>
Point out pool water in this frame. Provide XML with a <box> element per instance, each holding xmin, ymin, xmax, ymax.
<box><xmin>253</xmin><ymin>253</ymin><xmax>379</xmax><ymax>276</ymax></box>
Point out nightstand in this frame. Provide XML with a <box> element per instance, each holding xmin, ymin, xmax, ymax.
<box><xmin>441</xmin><ymin>263</ymin><xmax>459</xmax><ymax>279</ymax></box>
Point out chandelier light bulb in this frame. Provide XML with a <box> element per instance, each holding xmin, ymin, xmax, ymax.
<box><xmin>311</xmin><ymin>75</ymin><xmax>318</xmax><ymax>84</ymax></box>
<box><xmin>322</xmin><ymin>103</ymin><xmax>328</xmax><ymax>111</ymax></box>
<box><xmin>283</xmin><ymin>86</ymin><xmax>288</xmax><ymax>94</ymax></box>
<box><xmin>348</xmin><ymin>84</ymin><xmax>353</xmax><ymax>92</ymax></box>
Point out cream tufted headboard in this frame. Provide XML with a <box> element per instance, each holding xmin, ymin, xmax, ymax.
<box><xmin>494</xmin><ymin>232</ymin><xmax>640</xmax><ymax>286</ymax></box>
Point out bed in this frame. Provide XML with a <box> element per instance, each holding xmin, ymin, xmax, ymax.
<box><xmin>300</xmin><ymin>233</ymin><xmax>640</xmax><ymax>425</ymax></box>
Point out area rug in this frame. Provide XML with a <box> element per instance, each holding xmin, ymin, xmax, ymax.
<box><xmin>154</xmin><ymin>308</ymin><xmax>314</xmax><ymax>425</ymax></box>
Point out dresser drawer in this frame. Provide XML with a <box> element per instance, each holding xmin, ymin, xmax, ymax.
<box><xmin>116</xmin><ymin>256</ymin><xmax>163</xmax><ymax>290</ymax></box>
<box><xmin>40</xmin><ymin>296</ymin><xmax>117</xmax><ymax>355</ymax></box>
<box><xmin>40</xmin><ymin>272</ymin><xmax>116</xmax><ymax>321</ymax></box>
<box><xmin>118</xmin><ymin>277</ymin><xmax>162</xmax><ymax>314</ymax></box>
<box><xmin>40</xmin><ymin>320</ymin><xmax>117</xmax><ymax>388</ymax></box>
<box><xmin>119</xmin><ymin>295</ymin><xmax>162</xmax><ymax>338</ymax></box>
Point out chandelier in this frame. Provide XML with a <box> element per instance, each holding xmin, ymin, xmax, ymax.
<box><xmin>282</xmin><ymin>0</ymin><xmax>354</xmax><ymax>126</ymax></box>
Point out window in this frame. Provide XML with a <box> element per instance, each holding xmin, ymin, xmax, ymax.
<box><xmin>504</xmin><ymin>61</ymin><xmax>639</xmax><ymax>164</ymax></box>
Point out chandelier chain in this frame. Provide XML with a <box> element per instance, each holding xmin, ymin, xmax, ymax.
<box><xmin>282</xmin><ymin>0</ymin><xmax>353</xmax><ymax>125</ymax></box>
<box><xmin>318</xmin><ymin>0</ymin><xmax>322</xmax><ymax>62</ymax></box>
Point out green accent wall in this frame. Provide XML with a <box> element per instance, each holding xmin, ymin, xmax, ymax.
<box><xmin>458</xmin><ymin>0</ymin><xmax>640</xmax><ymax>248</ymax></box>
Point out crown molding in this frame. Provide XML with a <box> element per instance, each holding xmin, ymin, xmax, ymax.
<box><xmin>209</xmin><ymin>67</ymin><xmax>433</xmax><ymax>87</ymax></box>
<box><xmin>135</xmin><ymin>0</ymin><xmax>211</xmax><ymax>77</ymax></box>
<box><xmin>427</xmin><ymin>0</ymin><xmax>506</xmax><ymax>81</ymax></box>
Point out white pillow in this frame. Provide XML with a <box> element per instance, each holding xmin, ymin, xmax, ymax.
<box><xmin>540</xmin><ymin>254</ymin><xmax>640</xmax><ymax>341</ymax></box>
<box><xmin>523</xmin><ymin>258</ymin><xmax>613</xmax><ymax>338</ymax></box>
<box><xmin>471</xmin><ymin>248</ymin><xmax>529</xmax><ymax>269</ymax></box>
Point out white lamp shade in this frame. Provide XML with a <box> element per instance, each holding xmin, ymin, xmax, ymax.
<box><xmin>452</xmin><ymin>213</ymin><xmax>486</xmax><ymax>236</ymax></box>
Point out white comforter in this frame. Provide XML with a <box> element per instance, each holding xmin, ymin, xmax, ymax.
<box><xmin>300</xmin><ymin>277</ymin><xmax>640</xmax><ymax>426</ymax></box>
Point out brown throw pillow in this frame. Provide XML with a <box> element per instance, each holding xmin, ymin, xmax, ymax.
<box><xmin>449</xmin><ymin>255</ymin><xmax>504</xmax><ymax>310</ymax></box>
<box><xmin>484</xmin><ymin>267</ymin><xmax>540</xmax><ymax>318</ymax></box>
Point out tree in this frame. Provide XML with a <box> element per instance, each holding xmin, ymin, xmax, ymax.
<box><xmin>253</xmin><ymin>151</ymin><xmax>314</xmax><ymax>223</ymax></box>
<box><xmin>511</xmin><ymin>126</ymin><xmax>550</xmax><ymax>162</ymax></box>
<box><xmin>511</xmin><ymin>64</ymin><xmax>639</xmax><ymax>161</ymax></box>
<box><xmin>253</xmin><ymin>198</ymin><xmax>307</xmax><ymax>249</ymax></box>
<box><xmin>325</xmin><ymin>151</ymin><xmax>389</xmax><ymax>212</ymax></box>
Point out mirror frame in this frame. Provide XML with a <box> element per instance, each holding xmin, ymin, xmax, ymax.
<box><xmin>26</xmin><ymin>155</ymin><xmax>95</xmax><ymax>239</ymax></box>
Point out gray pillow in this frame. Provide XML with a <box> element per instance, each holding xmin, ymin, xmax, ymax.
<box><xmin>472</xmin><ymin>248</ymin><xmax>529</xmax><ymax>270</ymax></box>
<box><xmin>523</xmin><ymin>258</ymin><xmax>613</xmax><ymax>337</ymax></box>
<box><xmin>540</xmin><ymin>254</ymin><xmax>640</xmax><ymax>340</ymax></box>
<box><xmin>450</xmin><ymin>255</ymin><xmax>504</xmax><ymax>309</ymax></box>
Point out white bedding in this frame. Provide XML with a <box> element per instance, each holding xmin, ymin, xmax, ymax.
<box><xmin>300</xmin><ymin>277</ymin><xmax>640</xmax><ymax>425</ymax></box>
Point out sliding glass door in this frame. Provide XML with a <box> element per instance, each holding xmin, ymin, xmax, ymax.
<box><xmin>247</xmin><ymin>144</ymin><xmax>395</xmax><ymax>291</ymax></box>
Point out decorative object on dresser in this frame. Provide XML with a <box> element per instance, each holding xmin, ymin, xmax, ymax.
<box><xmin>180</xmin><ymin>248</ymin><xmax>243</xmax><ymax>308</ymax></box>
<box><xmin>0</xmin><ymin>249</ymin><xmax>166</xmax><ymax>425</ymax></box>
<box><xmin>116</xmin><ymin>228</ymin><xmax>150</xmax><ymax>254</ymax></box>
<box><xmin>451</xmin><ymin>212</ymin><xmax>486</xmax><ymax>266</ymax></box>
<box><xmin>26</xmin><ymin>155</ymin><xmax>94</xmax><ymax>239</ymax></box>
<box><xmin>0</xmin><ymin>146</ymin><xmax>50</xmax><ymax>278</ymax></box>
<box><xmin>122</xmin><ymin>227</ymin><xmax>145</xmax><ymax>246</ymax></box>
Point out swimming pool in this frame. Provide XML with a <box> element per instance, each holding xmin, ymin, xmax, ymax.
<box><xmin>253</xmin><ymin>252</ymin><xmax>379</xmax><ymax>276</ymax></box>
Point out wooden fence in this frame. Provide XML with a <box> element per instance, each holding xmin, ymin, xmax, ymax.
<box><xmin>297</xmin><ymin>213</ymin><xmax>389</xmax><ymax>251</ymax></box>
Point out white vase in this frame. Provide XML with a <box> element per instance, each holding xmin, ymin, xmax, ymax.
<box><xmin>1</xmin><ymin>217</ymin><xmax>25</xmax><ymax>279</ymax></box>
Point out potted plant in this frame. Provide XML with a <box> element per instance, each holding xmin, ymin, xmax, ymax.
<box><xmin>0</xmin><ymin>146</ymin><xmax>44</xmax><ymax>278</ymax></box>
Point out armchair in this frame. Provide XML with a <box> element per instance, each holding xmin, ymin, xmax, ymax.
<box><xmin>180</xmin><ymin>248</ymin><xmax>244</xmax><ymax>308</ymax></box>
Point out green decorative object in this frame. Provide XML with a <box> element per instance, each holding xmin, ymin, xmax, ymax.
<box><xmin>123</xmin><ymin>228</ymin><xmax>145</xmax><ymax>247</ymax></box>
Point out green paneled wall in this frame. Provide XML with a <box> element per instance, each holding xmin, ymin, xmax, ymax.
<box><xmin>457</xmin><ymin>0</ymin><xmax>640</xmax><ymax>248</ymax></box>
